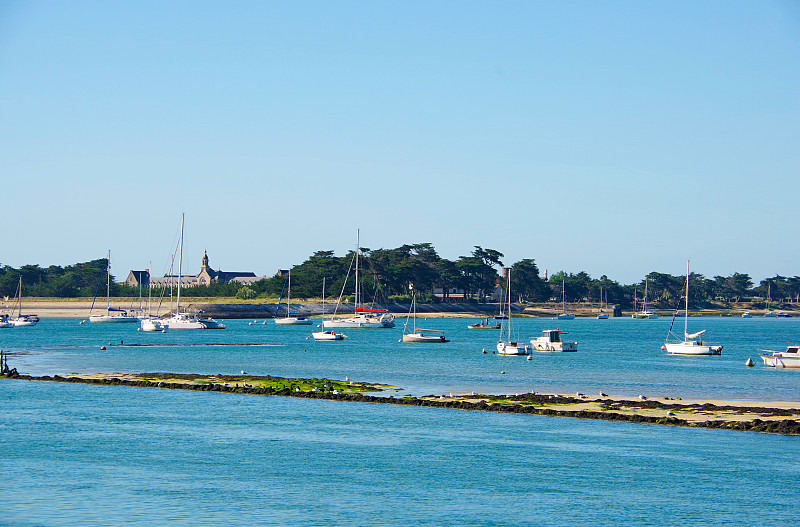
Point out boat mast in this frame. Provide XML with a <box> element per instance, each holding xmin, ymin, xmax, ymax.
<box><xmin>286</xmin><ymin>269</ymin><xmax>291</xmax><ymax>318</ymax></box>
<box><xmin>106</xmin><ymin>250</ymin><xmax>111</xmax><ymax>312</ymax></box>
<box><xmin>354</xmin><ymin>229</ymin><xmax>360</xmax><ymax>309</ymax></box>
<box><xmin>177</xmin><ymin>213</ymin><xmax>184</xmax><ymax>314</ymax></box>
<box><xmin>684</xmin><ymin>260</ymin><xmax>690</xmax><ymax>338</ymax></box>
<box><xmin>507</xmin><ymin>269</ymin><xmax>513</xmax><ymax>339</ymax></box>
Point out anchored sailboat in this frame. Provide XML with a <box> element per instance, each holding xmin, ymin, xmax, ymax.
<box><xmin>274</xmin><ymin>270</ymin><xmax>313</xmax><ymax>325</ymax></box>
<box><xmin>89</xmin><ymin>250</ymin><xmax>138</xmax><ymax>323</ymax></box>
<box><xmin>402</xmin><ymin>293</ymin><xmax>448</xmax><ymax>343</ymax></box>
<box><xmin>663</xmin><ymin>260</ymin><xmax>722</xmax><ymax>355</ymax></box>
<box><xmin>497</xmin><ymin>269</ymin><xmax>530</xmax><ymax>355</ymax></box>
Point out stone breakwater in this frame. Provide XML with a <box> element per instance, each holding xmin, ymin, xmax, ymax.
<box><xmin>4</xmin><ymin>372</ymin><xmax>799</xmax><ymax>436</ymax></box>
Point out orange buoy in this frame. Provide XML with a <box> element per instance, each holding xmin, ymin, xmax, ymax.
<box><xmin>100</xmin><ymin>346</ymin><xmax>106</xmax><ymax>350</ymax></box>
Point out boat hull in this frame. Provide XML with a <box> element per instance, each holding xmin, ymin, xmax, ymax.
<box><xmin>531</xmin><ymin>341</ymin><xmax>578</xmax><ymax>352</ymax></box>
<box><xmin>497</xmin><ymin>342</ymin><xmax>530</xmax><ymax>355</ymax></box>
<box><xmin>89</xmin><ymin>315</ymin><xmax>139</xmax><ymax>323</ymax></box>
<box><xmin>323</xmin><ymin>314</ymin><xmax>395</xmax><ymax>329</ymax></box>
<box><xmin>664</xmin><ymin>342</ymin><xmax>722</xmax><ymax>355</ymax></box>
<box><xmin>312</xmin><ymin>331</ymin><xmax>344</xmax><ymax>341</ymax></box>
<box><xmin>556</xmin><ymin>314</ymin><xmax>575</xmax><ymax>320</ymax></box>
<box><xmin>403</xmin><ymin>333</ymin><xmax>449</xmax><ymax>343</ymax></box>
<box><xmin>275</xmin><ymin>317</ymin><xmax>314</xmax><ymax>325</ymax></box>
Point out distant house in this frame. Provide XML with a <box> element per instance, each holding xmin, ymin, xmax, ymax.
<box><xmin>125</xmin><ymin>270</ymin><xmax>150</xmax><ymax>289</ymax></box>
<box><xmin>130</xmin><ymin>251</ymin><xmax>265</xmax><ymax>289</ymax></box>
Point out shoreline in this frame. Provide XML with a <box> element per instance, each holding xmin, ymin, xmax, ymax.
<box><xmin>4</xmin><ymin>298</ymin><xmax>796</xmax><ymax>319</ymax></box>
<box><xmin>4</xmin><ymin>371</ymin><xmax>799</xmax><ymax>436</ymax></box>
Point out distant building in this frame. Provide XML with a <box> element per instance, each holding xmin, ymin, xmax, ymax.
<box><xmin>129</xmin><ymin>251</ymin><xmax>264</xmax><ymax>289</ymax></box>
<box><xmin>125</xmin><ymin>270</ymin><xmax>150</xmax><ymax>289</ymax></box>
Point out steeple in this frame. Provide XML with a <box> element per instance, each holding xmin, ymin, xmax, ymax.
<box><xmin>201</xmin><ymin>250</ymin><xmax>209</xmax><ymax>271</ymax></box>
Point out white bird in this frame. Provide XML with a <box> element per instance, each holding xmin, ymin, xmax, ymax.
<box><xmin>241</xmin><ymin>370</ymin><xmax>246</xmax><ymax>375</ymax></box>
<box><xmin>599</xmin><ymin>392</ymin><xmax>608</xmax><ymax>397</ymax></box>
<box><xmin>639</xmin><ymin>395</ymin><xmax>647</xmax><ymax>400</ymax></box>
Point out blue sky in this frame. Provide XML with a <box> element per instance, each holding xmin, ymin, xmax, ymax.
<box><xmin>2</xmin><ymin>1</ymin><xmax>798</xmax><ymax>284</ymax></box>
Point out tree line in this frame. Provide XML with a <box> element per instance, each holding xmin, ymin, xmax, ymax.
<box><xmin>2</xmin><ymin>246</ymin><xmax>798</xmax><ymax>310</ymax></box>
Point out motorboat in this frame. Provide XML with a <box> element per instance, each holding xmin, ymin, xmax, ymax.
<box><xmin>497</xmin><ymin>269</ymin><xmax>530</xmax><ymax>355</ymax></box>
<box><xmin>741</xmin><ymin>312</ymin><xmax>752</xmax><ymax>318</ymax></box>
<box><xmin>89</xmin><ymin>251</ymin><xmax>139</xmax><ymax>323</ymax></box>
<box><xmin>140</xmin><ymin>316</ymin><xmax>167</xmax><ymax>332</ymax></box>
<box><xmin>274</xmin><ymin>269</ymin><xmax>313</xmax><ymax>325</ymax></box>
<box><xmin>468</xmin><ymin>318</ymin><xmax>501</xmax><ymax>329</ymax></box>
<box><xmin>663</xmin><ymin>260</ymin><xmax>722</xmax><ymax>356</ymax></box>
<box><xmin>760</xmin><ymin>346</ymin><xmax>800</xmax><ymax>368</ymax></box>
<box><xmin>312</xmin><ymin>329</ymin><xmax>345</xmax><ymax>341</ymax></box>
<box><xmin>530</xmin><ymin>329</ymin><xmax>577</xmax><ymax>352</ymax></box>
<box><xmin>777</xmin><ymin>312</ymin><xmax>793</xmax><ymax>318</ymax></box>
<box><xmin>323</xmin><ymin>230</ymin><xmax>395</xmax><ymax>329</ymax></box>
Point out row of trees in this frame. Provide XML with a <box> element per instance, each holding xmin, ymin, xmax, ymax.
<box><xmin>2</xmin><ymin>246</ymin><xmax>798</xmax><ymax>310</ymax></box>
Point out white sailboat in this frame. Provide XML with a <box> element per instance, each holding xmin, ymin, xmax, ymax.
<box><xmin>323</xmin><ymin>230</ymin><xmax>395</xmax><ymax>329</ymax></box>
<box><xmin>140</xmin><ymin>264</ymin><xmax>167</xmax><ymax>332</ymax></box>
<box><xmin>402</xmin><ymin>293</ymin><xmax>448</xmax><ymax>343</ymax></box>
<box><xmin>632</xmin><ymin>276</ymin><xmax>658</xmax><ymax>319</ymax></box>
<box><xmin>274</xmin><ymin>270</ymin><xmax>313</xmax><ymax>325</ymax></box>
<box><xmin>89</xmin><ymin>251</ymin><xmax>138</xmax><ymax>323</ymax></box>
<box><xmin>764</xmin><ymin>284</ymin><xmax>777</xmax><ymax>317</ymax></box>
<box><xmin>556</xmin><ymin>278</ymin><xmax>574</xmax><ymax>320</ymax></box>
<box><xmin>9</xmin><ymin>277</ymin><xmax>38</xmax><ymax>326</ymax></box>
<box><xmin>663</xmin><ymin>260</ymin><xmax>722</xmax><ymax>355</ymax></box>
<box><xmin>157</xmin><ymin>214</ymin><xmax>225</xmax><ymax>330</ymax></box>
<box><xmin>313</xmin><ymin>278</ymin><xmax>344</xmax><ymax>340</ymax></box>
<box><xmin>597</xmin><ymin>287</ymin><xmax>609</xmax><ymax>319</ymax></box>
<box><xmin>497</xmin><ymin>269</ymin><xmax>530</xmax><ymax>355</ymax></box>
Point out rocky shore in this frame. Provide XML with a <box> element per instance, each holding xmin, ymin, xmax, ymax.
<box><xmin>4</xmin><ymin>371</ymin><xmax>799</xmax><ymax>436</ymax></box>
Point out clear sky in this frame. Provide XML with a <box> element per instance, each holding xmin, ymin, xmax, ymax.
<box><xmin>2</xmin><ymin>1</ymin><xmax>798</xmax><ymax>284</ymax></box>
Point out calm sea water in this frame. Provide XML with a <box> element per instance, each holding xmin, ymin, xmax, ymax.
<box><xmin>2</xmin><ymin>316</ymin><xmax>799</xmax><ymax>526</ymax></box>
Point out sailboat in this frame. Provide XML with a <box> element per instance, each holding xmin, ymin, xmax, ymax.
<box><xmin>140</xmin><ymin>264</ymin><xmax>167</xmax><ymax>332</ymax></box>
<box><xmin>313</xmin><ymin>278</ymin><xmax>344</xmax><ymax>340</ymax></box>
<box><xmin>496</xmin><ymin>269</ymin><xmax>530</xmax><ymax>355</ymax></box>
<box><xmin>155</xmin><ymin>214</ymin><xmax>225</xmax><ymax>330</ymax></box>
<box><xmin>597</xmin><ymin>287</ymin><xmax>609</xmax><ymax>319</ymax></box>
<box><xmin>274</xmin><ymin>270</ymin><xmax>313</xmax><ymax>325</ymax></box>
<box><xmin>402</xmin><ymin>293</ymin><xmax>448</xmax><ymax>343</ymax></box>
<box><xmin>556</xmin><ymin>278</ymin><xmax>575</xmax><ymax>320</ymax></box>
<box><xmin>323</xmin><ymin>230</ymin><xmax>395</xmax><ymax>329</ymax></box>
<box><xmin>631</xmin><ymin>276</ymin><xmax>659</xmax><ymax>319</ymax></box>
<box><xmin>89</xmin><ymin>251</ymin><xmax>138</xmax><ymax>323</ymax></box>
<box><xmin>663</xmin><ymin>260</ymin><xmax>722</xmax><ymax>355</ymax></box>
<box><xmin>764</xmin><ymin>283</ymin><xmax>777</xmax><ymax>317</ymax></box>
<box><xmin>9</xmin><ymin>277</ymin><xmax>38</xmax><ymax>326</ymax></box>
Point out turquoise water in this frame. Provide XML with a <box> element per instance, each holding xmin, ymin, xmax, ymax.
<box><xmin>2</xmin><ymin>317</ymin><xmax>799</xmax><ymax>525</ymax></box>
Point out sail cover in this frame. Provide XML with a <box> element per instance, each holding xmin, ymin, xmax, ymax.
<box><xmin>685</xmin><ymin>329</ymin><xmax>706</xmax><ymax>339</ymax></box>
<box><xmin>354</xmin><ymin>307</ymin><xmax>388</xmax><ymax>313</ymax></box>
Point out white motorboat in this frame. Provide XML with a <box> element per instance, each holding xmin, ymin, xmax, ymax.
<box><xmin>663</xmin><ymin>260</ymin><xmax>722</xmax><ymax>356</ymax></box>
<box><xmin>323</xmin><ymin>230</ymin><xmax>395</xmax><ymax>329</ymax></box>
<box><xmin>741</xmin><ymin>312</ymin><xmax>753</xmax><ymax>318</ymax></box>
<box><xmin>468</xmin><ymin>317</ymin><xmax>501</xmax><ymax>329</ymax></box>
<box><xmin>89</xmin><ymin>251</ymin><xmax>139</xmax><ymax>323</ymax></box>
<box><xmin>497</xmin><ymin>269</ymin><xmax>530</xmax><ymax>355</ymax></box>
<box><xmin>760</xmin><ymin>346</ymin><xmax>800</xmax><ymax>368</ymax></box>
<box><xmin>274</xmin><ymin>269</ymin><xmax>313</xmax><ymax>325</ymax></box>
<box><xmin>140</xmin><ymin>316</ymin><xmax>167</xmax><ymax>332</ymax></box>
<box><xmin>530</xmin><ymin>329</ymin><xmax>577</xmax><ymax>352</ymax></box>
<box><xmin>402</xmin><ymin>293</ymin><xmax>448</xmax><ymax>343</ymax></box>
<box><xmin>158</xmin><ymin>215</ymin><xmax>225</xmax><ymax>330</ymax></box>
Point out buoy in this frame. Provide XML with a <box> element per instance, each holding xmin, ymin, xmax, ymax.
<box><xmin>526</xmin><ymin>355</ymin><xmax>532</xmax><ymax>360</ymax></box>
<box><xmin>161</xmin><ymin>329</ymin><xmax>167</xmax><ymax>333</ymax></box>
<box><xmin>745</xmin><ymin>357</ymin><xmax>754</xmax><ymax>367</ymax></box>
<box><xmin>100</xmin><ymin>346</ymin><xmax>106</xmax><ymax>350</ymax></box>
<box><xmin>500</xmin><ymin>371</ymin><xmax>505</xmax><ymax>374</ymax></box>
<box><xmin>249</xmin><ymin>322</ymin><xmax>253</xmax><ymax>326</ymax></box>
<box><xmin>137</xmin><ymin>327</ymin><xmax>141</xmax><ymax>331</ymax></box>
<box><xmin>661</xmin><ymin>345</ymin><xmax>666</xmax><ymax>351</ymax></box>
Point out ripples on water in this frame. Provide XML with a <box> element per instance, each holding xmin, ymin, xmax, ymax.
<box><xmin>1</xmin><ymin>317</ymin><xmax>799</xmax><ymax>526</ymax></box>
